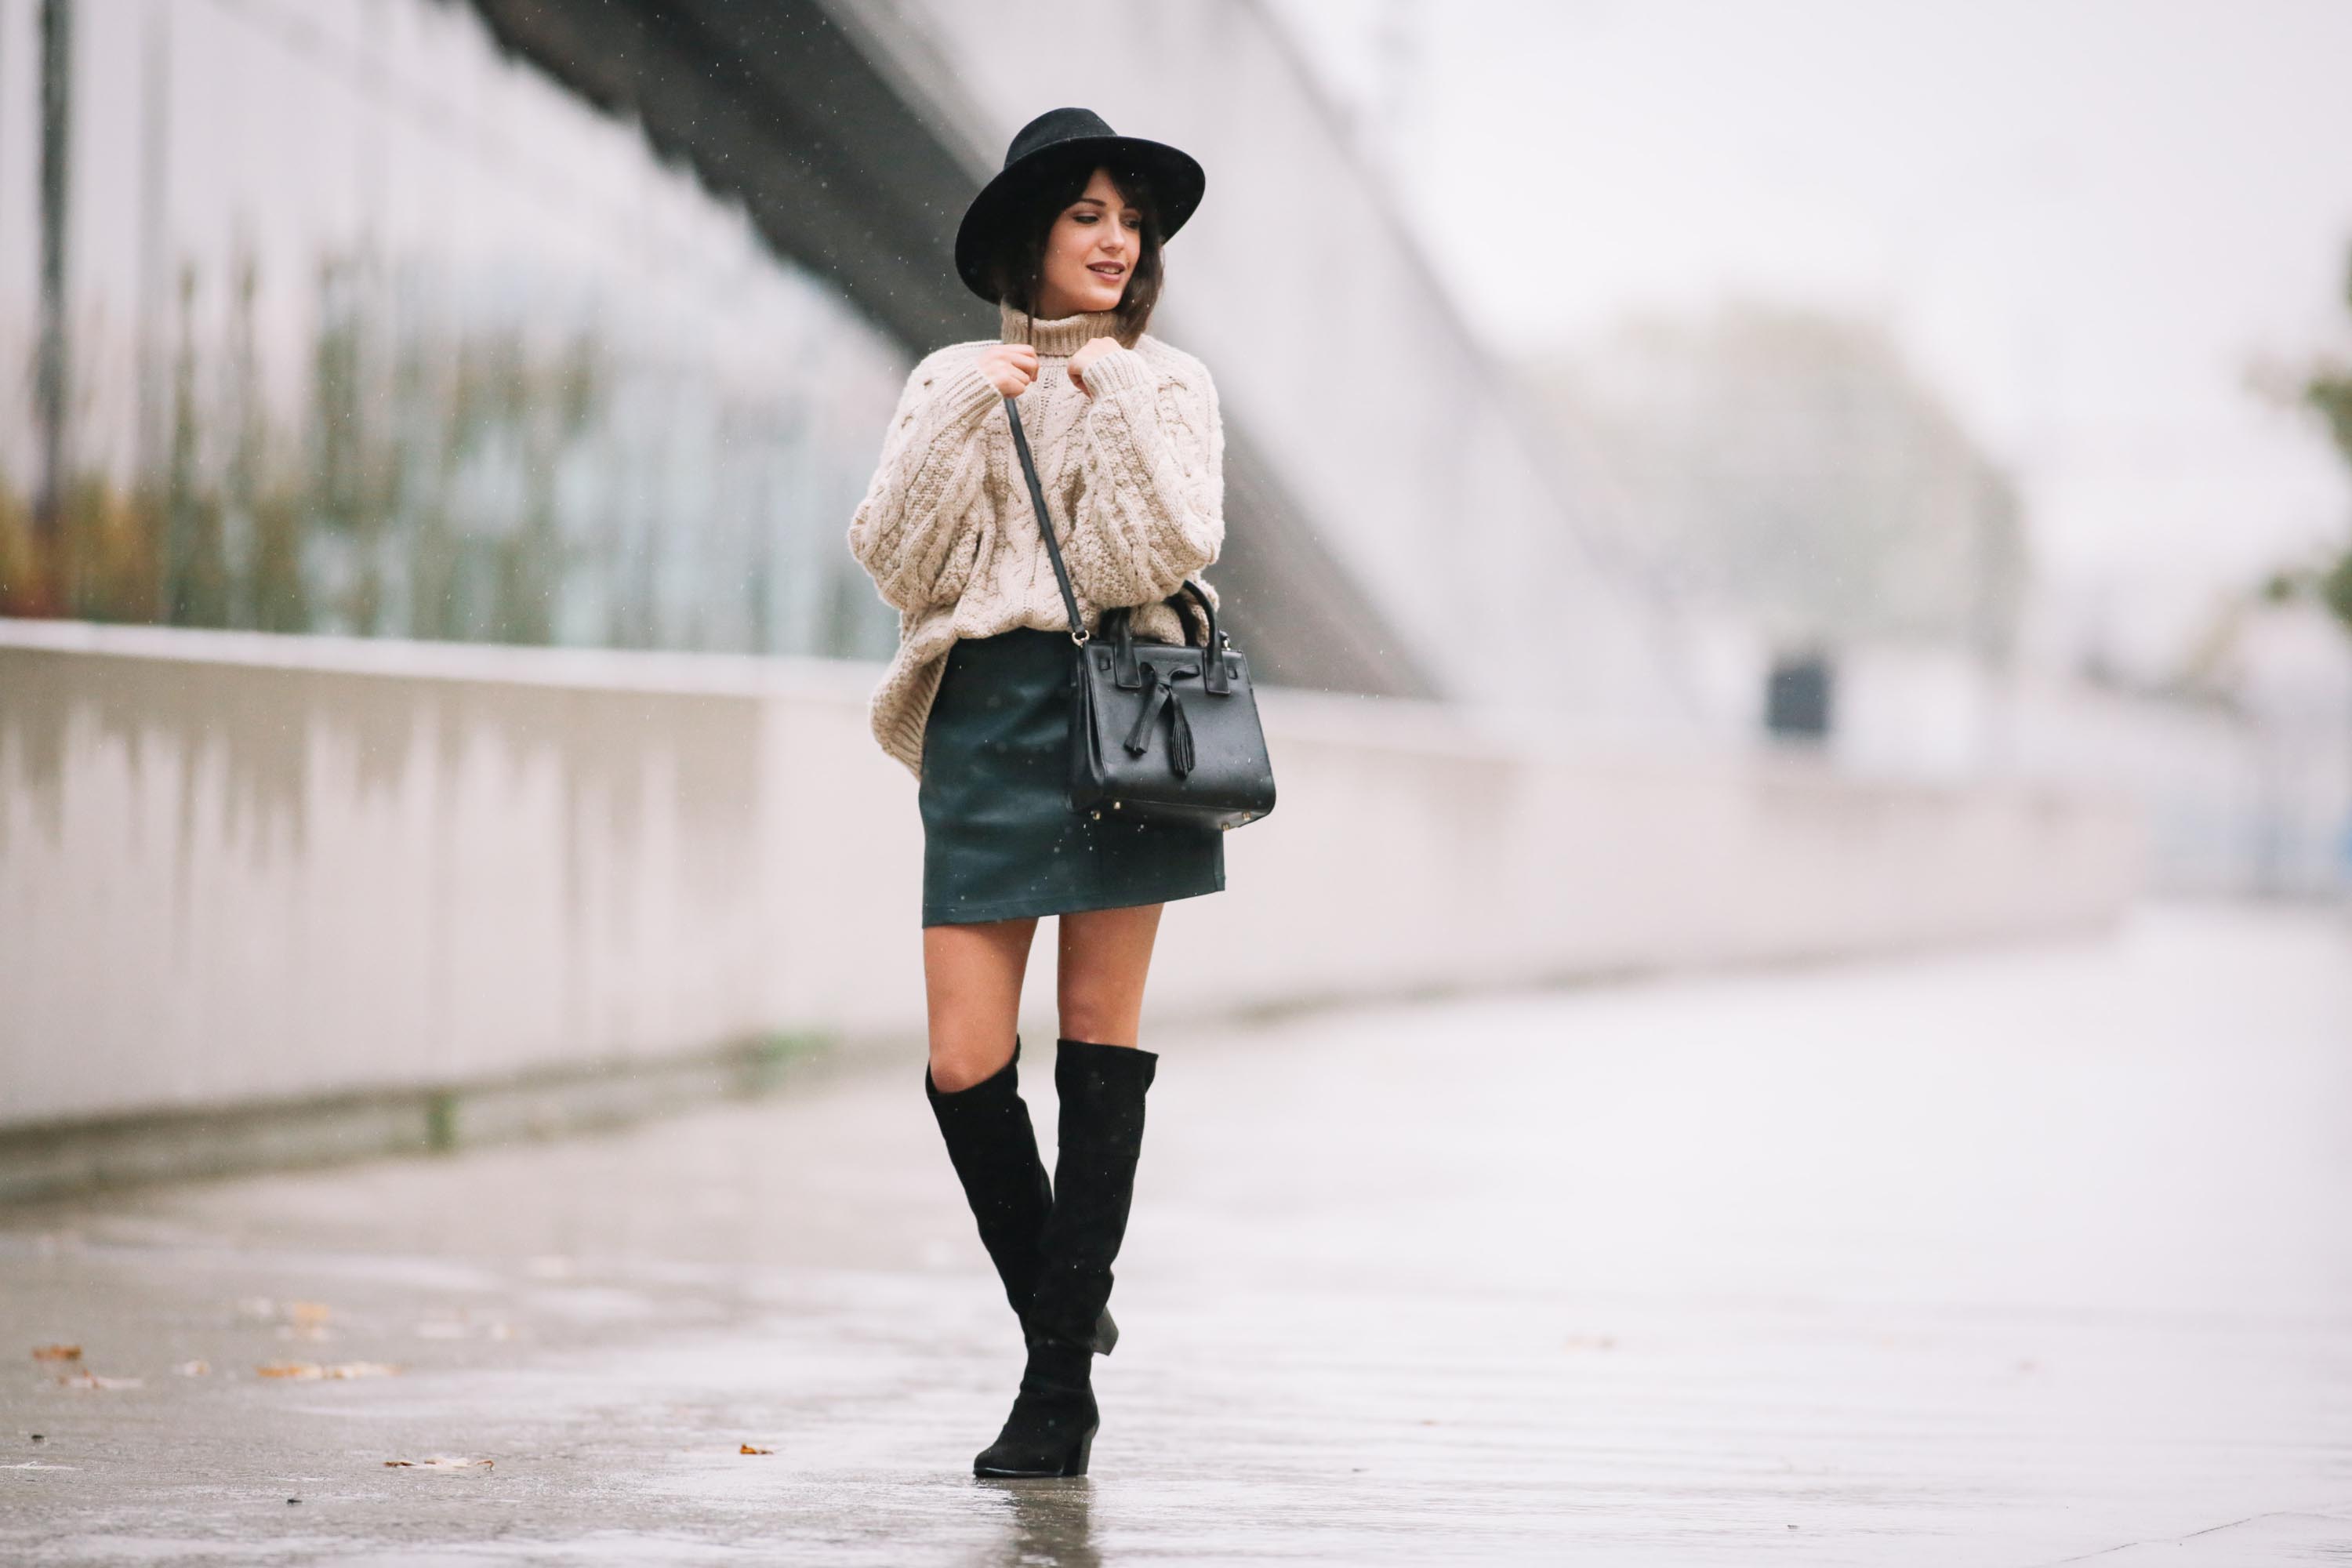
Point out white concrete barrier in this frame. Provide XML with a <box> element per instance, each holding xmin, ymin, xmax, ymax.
<box><xmin>0</xmin><ymin>620</ymin><xmax>2143</xmax><ymax>1131</ymax></box>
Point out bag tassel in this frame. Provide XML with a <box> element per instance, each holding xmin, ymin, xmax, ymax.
<box><xmin>1165</xmin><ymin>688</ymin><xmax>1195</xmax><ymax>778</ymax></box>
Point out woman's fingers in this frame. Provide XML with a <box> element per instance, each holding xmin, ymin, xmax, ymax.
<box><xmin>976</xmin><ymin>344</ymin><xmax>1037</xmax><ymax>397</ymax></box>
<box><xmin>976</xmin><ymin>343</ymin><xmax>1042</xmax><ymax>397</ymax></box>
<box><xmin>1065</xmin><ymin>338</ymin><xmax>1118</xmax><ymax>395</ymax></box>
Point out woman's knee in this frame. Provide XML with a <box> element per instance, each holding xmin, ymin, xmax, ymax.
<box><xmin>1055</xmin><ymin>987</ymin><xmax>1141</xmax><ymax>1047</ymax></box>
<box><xmin>927</xmin><ymin>1033</ymin><xmax>1016</xmax><ymax>1093</ymax></box>
<box><xmin>921</xmin><ymin>916</ymin><xmax>1036</xmax><ymax>1091</ymax></box>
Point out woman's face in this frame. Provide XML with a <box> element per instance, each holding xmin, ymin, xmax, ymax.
<box><xmin>1035</xmin><ymin>167</ymin><xmax>1143</xmax><ymax>318</ymax></box>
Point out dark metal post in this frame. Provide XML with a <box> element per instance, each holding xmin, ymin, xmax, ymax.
<box><xmin>34</xmin><ymin>0</ymin><xmax>74</xmax><ymax>567</ymax></box>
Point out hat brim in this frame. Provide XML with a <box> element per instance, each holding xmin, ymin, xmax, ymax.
<box><xmin>954</xmin><ymin>136</ymin><xmax>1206</xmax><ymax>304</ymax></box>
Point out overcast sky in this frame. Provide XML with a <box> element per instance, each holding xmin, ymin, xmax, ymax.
<box><xmin>1268</xmin><ymin>0</ymin><xmax>2352</xmax><ymax>655</ymax></box>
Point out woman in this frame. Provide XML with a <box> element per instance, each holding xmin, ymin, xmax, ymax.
<box><xmin>844</xmin><ymin>107</ymin><xmax>1225</xmax><ymax>1479</ymax></box>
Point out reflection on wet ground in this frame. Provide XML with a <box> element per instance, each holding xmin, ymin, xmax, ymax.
<box><xmin>5</xmin><ymin>903</ymin><xmax>2350</xmax><ymax>1564</ymax></box>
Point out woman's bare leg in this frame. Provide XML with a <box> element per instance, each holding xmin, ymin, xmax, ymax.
<box><xmin>1055</xmin><ymin>902</ymin><xmax>1166</xmax><ymax>1046</ymax></box>
<box><xmin>924</xmin><ymin>916</ymin><xmax>1041</xmax><ymax>1091</ymax></box>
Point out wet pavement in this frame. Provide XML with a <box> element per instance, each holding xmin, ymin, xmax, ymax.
<box><xmin>5</xmin><ymin>902</ymin><xmax>2350</xmax><ymax>1566</ymax></box>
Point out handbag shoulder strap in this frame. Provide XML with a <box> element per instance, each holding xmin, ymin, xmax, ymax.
<box><xmin>1002</xmin><ymin>394</ymin><xmax>1092</xmax><ymax>645</ymax></box>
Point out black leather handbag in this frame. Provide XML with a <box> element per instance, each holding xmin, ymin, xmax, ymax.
<box><xmin>1003</xmin><ymin>394</ymin><xmax>1276</xmax><ymax>831</ymax></box>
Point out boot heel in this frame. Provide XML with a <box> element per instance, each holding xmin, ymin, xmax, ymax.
<box><xmin>974</xmin><ymin>1415</ymin><xmax>1097</xmax><ymax>1479</ymax></box>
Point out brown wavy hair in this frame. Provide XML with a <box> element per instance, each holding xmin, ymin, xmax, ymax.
<box><xmin>981</xmin><ymin>157</ymin><xmax>1166</xmax><ymax>347</ymax></box>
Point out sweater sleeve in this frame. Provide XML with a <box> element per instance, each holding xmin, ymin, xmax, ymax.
<box><xmin>1065</xmin><ymin>346</ymin><xmax>1225</xmax><ymax>607</ymax></box>
<box><xmin>845</xmin><ymin>351</ymin><xmax>1003</xmax><ymax>612</ymax></box>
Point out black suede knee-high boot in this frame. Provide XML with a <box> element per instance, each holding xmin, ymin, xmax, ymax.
<box><xmin>924</xmin><ymin>1037</ymin><xmax>1117</xmax><ymax>1351</ymax></box>
<box><xmin>972</xmin><ymin>1037</ymin><xmax>1158</xmax><ymax>1479</ymax></box>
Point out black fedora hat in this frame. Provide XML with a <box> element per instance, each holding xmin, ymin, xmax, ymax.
<box><xmin>953</xmin><ymin>107</ymin><xmax>1206</xmax><ymax>304</ymax></box>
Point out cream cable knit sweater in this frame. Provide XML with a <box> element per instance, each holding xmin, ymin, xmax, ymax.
<box><xmin>846</xmin><ymin>301</ymin><xmax>1226</xmax><ymax>777</ymax></box>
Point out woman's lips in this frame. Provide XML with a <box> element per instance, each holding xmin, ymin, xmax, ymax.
<box><xmin>1089</xmin><ymin>264</ymin><xmax>1126</xmax><ymax>278</ymax></box>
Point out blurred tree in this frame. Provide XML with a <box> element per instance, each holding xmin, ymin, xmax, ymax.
<box><xmin>2265</xmin><ymin>245</ymin><xmax>2352</xmax><ymax>641</ymax></box>
<box><xmin>2299</xmin><ymin>253</ymin><xmax>2352</xmax><ymax>640</ymax></box>
<box><xmin>1524</xmin><ymin>303</ymin><xmax>2027</xmax><ymax>663</ymax></box>
<box><xmin>2274</xmin><ymin>245</ymin><xmax>2352</xmax><ymax>884</ymax></box>
<box><xmin>2267</xmin><ymin>246</ymin><xmax>2352</xmax><ymax>662</ymax></box>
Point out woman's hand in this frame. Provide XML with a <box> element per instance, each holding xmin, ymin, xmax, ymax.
<box><xmin>976</xmin><ymin>343</ymin><xmax>1040</xmax><ymax>397</ymax></box>
<box><xmin>1069</xmin><ymin>336</ymin><xmax>1122</xmax><ymax>393</ymax></box>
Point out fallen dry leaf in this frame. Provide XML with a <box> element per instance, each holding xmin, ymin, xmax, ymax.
<box><xmin>330</xmin><ymin>1362</ymin><xmax>401</xmax><ymax>1378</ymax></box>
<box><xmin>384</xmin><ymin>1455</ymin><xmax>492</xmax><ymax>1469</ymax></box>
<box><xmin>256</xmin><ymin>1361</ymin><xmax>401</xmax><ymax>1381</ymax></box>
<box><xmin>31</xmin><ymin>1345</ymin><xmax>82</xmax><ymax>1362</ymax></box>
<box><xmin>55</xmin><ymin>1372</ymin><xmax>142</xmax><ymax>1390</ymax></box>
<box><xmin>739</xmin><ymin>1444</ymin><xmax>772</xmax><ymax>1456</ymax></box>
<box><xmin>289</xmin><ymin>1301</ymin><xmax>333</xmax><ymax>1326</ymax></box>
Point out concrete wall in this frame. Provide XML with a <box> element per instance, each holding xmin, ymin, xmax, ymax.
<box><xmin>0</xmin><ymin>620</ymin><xmax>2143</xmax><ymax>1130</ymax></box>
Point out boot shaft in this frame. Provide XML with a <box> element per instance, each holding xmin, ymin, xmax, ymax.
<box><xmin>924</xmin><ymin>1036</ymin><xmax>1052</xmax><ymax>1315</ymax></box>
<box><xmin>1027</xmin><ymin>1037</ymin><xmax>1160</xmax><ymax>1351</ymax></box>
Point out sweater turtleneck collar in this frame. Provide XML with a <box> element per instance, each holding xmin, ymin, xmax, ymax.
<box><xmin>999</xmin><ymin>300</ymin><xmax>1126</xmax><ymax>357</ymax></box>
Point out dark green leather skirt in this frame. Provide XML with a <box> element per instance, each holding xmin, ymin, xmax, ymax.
<box><xmin>919</xmin><ymin>626</ymin><xmax>1225</xmax><ymax>927</ymax></box>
